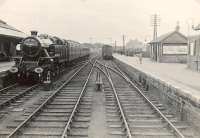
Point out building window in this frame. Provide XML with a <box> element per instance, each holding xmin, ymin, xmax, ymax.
<box><xmin>163</xmin><ymin>45</ymin><xmax>187</xmax><ymax>55</ymax></box>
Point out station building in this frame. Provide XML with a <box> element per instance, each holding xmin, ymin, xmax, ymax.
<box><xmin>0</xmin><ymin>19</ymin><xmax>26</xmax><ymax>60</ymax></box>
<box><xmin>187</xmin><ymin>35</ymin><xmax>200</xmax><ymax>71</ymax></box>
<box><xmin>149</xmin><ymin>25</ymin><xmax>188</xmax><ymax>63</ymax></box>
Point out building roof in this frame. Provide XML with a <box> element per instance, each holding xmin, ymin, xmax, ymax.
<box><xmin>0</xmin><ymin>19</ymin><xmax>27</xmax><ymax>39</ymax></box>
<box><xmin>188</xmin><ymin>35</ymin><xmax>200</xmax><ymax>41</ymax></box>
<box><xmin>150</xmin><ymin>31</ymin><xmax>188</xmax><ymax>44</ymax></box>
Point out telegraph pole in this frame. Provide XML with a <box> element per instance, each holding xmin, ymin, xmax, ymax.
<box><xmin>122</xmin><ymin>35</ymin><xmax>126</xmax><ymax>55</ymax></box>
<box><xmin>114</xmin><ymin>40</ymin><xmax>117</xmax><ymax>53</ymax></box>
<box><xmin>151</xmin><ymin>14</ymin><xmax>160</xmax><ymax>61</ymax></box>
<box><xmin>153</xmin><ymin>14</ymin><xmax>158</xmax><ymax>40</ymax></box>
<box><xmin>151</xmin><ymin>14</ymin><xmax>160</xmax><ymax>41</ymax></box>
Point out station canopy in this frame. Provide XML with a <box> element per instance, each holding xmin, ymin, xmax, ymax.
<box><xmin>0</xmin><ymin>19</ymin><xmax>27</xmax><ymax>39</ymax></box>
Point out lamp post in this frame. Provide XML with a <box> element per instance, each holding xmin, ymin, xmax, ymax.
<box><xmin>192</xmin><ymin>24</ymin><xmax>200</xmax><ymax>71</ymax></box>
<box><xmin>122</xmin><ymin>35</ymin><xmax>126</xmax><ymax>55</ymax></box>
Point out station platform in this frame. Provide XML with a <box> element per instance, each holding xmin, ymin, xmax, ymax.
<box><xmin>114</xmin><ymin>54</ymin><xmax>200</xmax><ymax>106</ymax></box>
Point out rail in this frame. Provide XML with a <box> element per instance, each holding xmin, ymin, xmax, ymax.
<box><xmin>0</xmin><ymin>84</ymin><xmax>39</xmax><ymax>108</ymax></box>
<box><xmin>94</xmin><ymin>63</ymin><xmax>132</xmax><ymax>138</ymax></box>
<box><xmin>112</xmin><ymin>63</ymin><xmax>185</xmax><ymax>107</ymax></box>
<box><xmin>0</xmin><ymin>83</ymin><xmax>18</xmax><ymax>94</ymax></box>
<box><xmin>7</xmin><ymin>61</ymin><xmax>91</xmax><ymax>138</ymax></box>
<box><xmin>61</xmin><ymin>60</ymin><xmax>96</xmax><ymax>138</ymax></box>
<box><xmin>99</xmin><ymin>61</ymin><xmax>185</xmax><ymax>138</ymax></box>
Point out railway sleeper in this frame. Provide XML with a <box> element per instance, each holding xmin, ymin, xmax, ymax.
<box><xmin>23</xmin><ymin>112</ymin><xmax>70</xmax><ymax>117</ymax></box>
<box><xmin>131</xmin><ymin>132</ymin><xmax>174</xmax><ymax>138</ymax></box>
<box><xmin>19</xmin><ymin>127</ymin><xmax>63</xmax><ymax>137</ymax></box>
<box><xmin>71</xmin><ymin>122</ymin><xmax>89</xmax><ymax>129</ymax></box>
<box><xmin>8</xmin><ymin>121</ymin><xmax>66</xmax><ymax>128</ymax></box>
<box><xmin>109</xmin><ymin>130</ymin><xmax>125</xmax><ymax>136</ymax></box>
<box><xmin>68</xmin><ymin>128</ymin><xmax>88</xmax><ymax>137</ymax></box>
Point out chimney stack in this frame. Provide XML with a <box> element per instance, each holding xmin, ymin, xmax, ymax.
<box><xmin>175</xmin><ymin>21</ymin><xmax>180</xmax><ymax>32</ymax></box>
<box><xmin>31</xmin><ymin>31</ymin><xmax>38</xmax><ymax>37</ymax></box>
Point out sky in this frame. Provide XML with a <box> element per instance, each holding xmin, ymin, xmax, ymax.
<box><xmin>0</xmin><ymin>0</ymin><xmax>200</xmax><ymax>44</ymax></box>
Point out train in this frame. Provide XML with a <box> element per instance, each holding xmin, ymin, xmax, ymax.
<box><xmin>102</xmin><ymin>45</ymin><xmax>113</xmax><ymax>60</ymax></box>
<box><xmin>9</xmin><ymin>31</ymin><xmax>90</xmax><ymax>83</ymax></box>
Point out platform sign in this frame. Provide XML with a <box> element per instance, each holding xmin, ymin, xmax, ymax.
<box><xmin>163</xmin><ymin>45</ymin><xmax>187</xmax><ymax>54</ymax></box>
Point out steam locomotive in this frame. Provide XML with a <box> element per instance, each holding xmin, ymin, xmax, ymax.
<box><xmin>9</xmin><ymin>31</ymin><xmax>89</xmax><ymax>83</ymax></box>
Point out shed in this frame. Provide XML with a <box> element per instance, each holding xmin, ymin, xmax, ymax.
<box><xmin>0</xmin><ymin>19</ymin><xmax>26</xmax><ymax>60</ymax></box>
<box><xmin>149</xmin><ymin>25</ymin><xmax>188</xmax><ymax>63</ymax></box>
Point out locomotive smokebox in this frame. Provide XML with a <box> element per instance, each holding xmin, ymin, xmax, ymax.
<box><xmin>31</xmin><ymin>30</ymin><xmax>38</xmax><ymax>37</ymax></box>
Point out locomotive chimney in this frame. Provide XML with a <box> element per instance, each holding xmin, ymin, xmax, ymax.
<box><xmin>31</xmin><ymin>30</ymin><xmax>38</xmax><ymax>37</ymax></box>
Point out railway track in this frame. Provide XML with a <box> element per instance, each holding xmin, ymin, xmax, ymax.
<box><xmin>0</xmin><ymin>84</ymin><xmax>39</xmax><ymax>116</ymax></box>
<box><xmin>0</xmin><ymin>60</ymin><xmax>91</xmax><ymax>136</ymax></box>
<box><xmin>0</xmin><ymin>60</ymin><xmax>88</xmax><ymax>112</ymax></box>
<box><xmin>1</xmin><ymin>60</ymin><xmax>95</xmax><ymax>138</ymax></box>
<box><xmin>0</xmin><ymin>84</ymin><xmax>39</xmax><ymax>107</ymax></box>
<box><xmin>0</xmin><ymin>57</ymin><xmax>195</xmax><ymax>138</ymax></box>
<box><xmin>96</xmin><ymin>60</ymin><xmax>194</xmax><ymax>138</ymax></box>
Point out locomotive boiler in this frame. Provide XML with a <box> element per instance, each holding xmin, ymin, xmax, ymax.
<box><xmin>9</xmin><ymin>31</ymin><xmax>89</xmax><ymax>83</ymax></box>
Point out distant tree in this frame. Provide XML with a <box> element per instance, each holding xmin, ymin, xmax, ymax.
<box><xmin>126</xmin><ymin>39</ymin><xmax>143</xmax><ymax>49</ymax></box>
